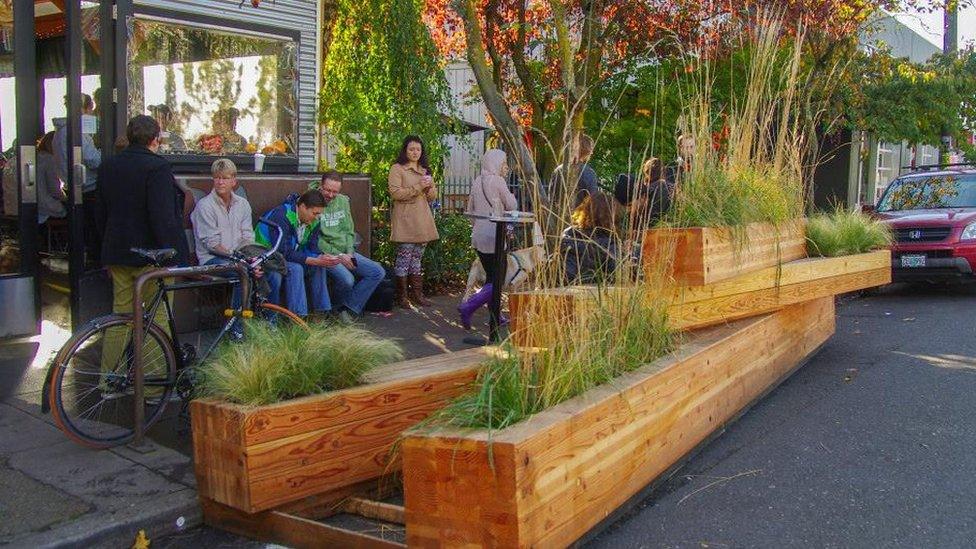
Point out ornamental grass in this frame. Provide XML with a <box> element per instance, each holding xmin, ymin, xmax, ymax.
<box><xmin>431</xmin><ymin>287</ymin><xmax>675</xmax><ymax>431</ymax></box>
<box><xmin>806</xmin><ymin>208</ymin><xmax>892</xmax><ymax>257</ymax></box>
<box><xmin>666</xmin><ymin>18</ymin><xmax>808</xmax><ymax>230</ymax></box>
<box><xmin>197</xmin><ymin>320</ymin><xmax>403</xmax><ymax>406</ymax></box>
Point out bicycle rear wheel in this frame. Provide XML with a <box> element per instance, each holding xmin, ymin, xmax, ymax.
<box><xmin>48</xmin><ymin>315</ymin><xmax>178</xmax><ymax>449</ymax></box>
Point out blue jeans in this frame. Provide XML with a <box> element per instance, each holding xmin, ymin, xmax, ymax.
<box><xmin>266</xmin><ymin>261</ymin><xmax>331</xmax><ymax>317</ymax></box>
<box><xmin>327</xmin><ymin>253</ymin><xmax>385</xmax><ymax>314</ymax></box>
<box><xmin>205</xmin><ymin>257</ymin><xmax>243</xmax><ymax>336</ymax></box>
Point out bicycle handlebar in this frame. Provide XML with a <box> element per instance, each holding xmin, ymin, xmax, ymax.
<box><xmin>210</xmin><ymin>217</ymin><xmax>284</xmax><ymax>270</ymax></box>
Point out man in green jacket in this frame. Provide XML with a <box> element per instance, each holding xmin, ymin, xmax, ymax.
<box><xmin>316</xmin><ymin>170</ymin><xmax>385</xmax><ymax>318</ymax></box>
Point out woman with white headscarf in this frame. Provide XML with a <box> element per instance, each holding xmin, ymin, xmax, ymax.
<box><xmin>458</xmin><ymin>149</ymin><xmax>518</xmax><ymax>330</ymax></box>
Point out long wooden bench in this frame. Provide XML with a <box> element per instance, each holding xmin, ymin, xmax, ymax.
<box><xmin>403</xmin><ymin>298</ymin><xmax>835</xmax><ymax>547</ymax></box>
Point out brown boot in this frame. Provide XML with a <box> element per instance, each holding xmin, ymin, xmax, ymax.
<box><xmin>408</xmin><ymin>274</ymin><xmax>433</xmax><ymax>307</ymax></box>
<box><xmin>394</xmin><ymin>276</ymin><xmax>411</xmax><ymax>309</ymax></box>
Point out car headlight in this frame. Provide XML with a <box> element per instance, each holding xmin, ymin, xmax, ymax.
<box><xmin>962</xmin><ymin>223</ymin><xmax>976</xmax><ymax>241</ymax></box>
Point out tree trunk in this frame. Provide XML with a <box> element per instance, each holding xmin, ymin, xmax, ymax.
<box><xmin>455</xmin><ymin>0</ymin><xmax>548</xmax><ymax>215</ymax></box>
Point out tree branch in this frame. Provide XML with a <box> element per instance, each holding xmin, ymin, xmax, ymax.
<box><xmin>454</xmin><ymin>0</ymin><xmax>546</xmax><ymax>207</ymax></box>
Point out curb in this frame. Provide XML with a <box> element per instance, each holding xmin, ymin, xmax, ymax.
<box><xmin>5</xmin><ymin>489</ymin><xmax>201</xmax><ymax>549</ymax></box>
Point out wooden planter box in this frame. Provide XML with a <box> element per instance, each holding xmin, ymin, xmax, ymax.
<box><xmin>402</xmin><ymin>298</ymin><xmax>835</xmax><ymax>547</ymax></box>
<box><xmin>510</xmin><ymin>250</ymin><xmax>890</xmax><ymax>347</ymax></box>
<box><xmin>191</xmin><ymin>347</ymin><xmax>495</xmax><ymax>513</ymax></box>
<box><xmin>642</xmin><ymin>219</ymin><xmax>807</xmax><ymax>285</ymax></box>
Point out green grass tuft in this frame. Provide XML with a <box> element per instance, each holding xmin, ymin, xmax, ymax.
<box><xmin>431</xmin><ymin>290</ymin><xmax>675</xmax><ymax>431</ymax></box>
<box><xmin>197</xmin><ymin>321</ymin><xmax>403</xmax><ymax>406</ymax></box>
<box><xmin>806</xmin><ymin>208</ymin><xmax>892</xmax><ymax>257</ymax></box>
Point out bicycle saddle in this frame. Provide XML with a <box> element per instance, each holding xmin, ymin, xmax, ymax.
<box><xmin>131</xmin><ymin>247</ymin><xmax>177</xmax><ymax>266</ymax></box>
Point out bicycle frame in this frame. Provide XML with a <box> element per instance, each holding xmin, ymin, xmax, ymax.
<box><xmin>131</xmin><ymin>262</ymin><xmax>250</xmax><ymax>447</ymax></box>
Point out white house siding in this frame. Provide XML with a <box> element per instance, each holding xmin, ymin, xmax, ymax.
<box><xmin>134</xmin><ymin>0</ymin><xmax>320</xmax><ymax>171</ymax></box>
<box><xmin>441</xmin><ymin>62</ymin><xmax>489</xmax><ymax>210</ymax></box>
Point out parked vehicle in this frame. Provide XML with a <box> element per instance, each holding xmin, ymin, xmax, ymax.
<box><xmin>870</xmin><ymin>164</ymin><xmax>976</xmax><ymax>283</ymax></box>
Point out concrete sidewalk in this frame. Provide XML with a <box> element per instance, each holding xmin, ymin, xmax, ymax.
<box><xmin>0</xmin><ymin>326</ymin><xmax>200</xmax><ymax>549</ymax></box>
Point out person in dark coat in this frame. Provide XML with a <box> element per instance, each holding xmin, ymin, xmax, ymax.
<box><xmin>97</xmin><ymin>115</ymin><xmax>189</xmax><ymax>331</ymax></box>
<box><xmin>560</xmin><ymin>192</ymin><xmax>621</xmax><ymax>285</ymax></box>
<box><xmin>614</xmin><ymin>157</ymin><xmax>672</xmax><ymax>241</ymax></box>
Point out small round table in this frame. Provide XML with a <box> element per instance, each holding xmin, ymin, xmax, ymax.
<box><xmin>463</xmin><ymin>211</ymin><xmax>537</xmax><ymax>344</ymax></box>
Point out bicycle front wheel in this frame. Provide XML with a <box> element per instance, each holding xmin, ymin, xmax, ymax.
<box><xmin>48</xmin><ymin>314</ymin><xmax>178</xmax><ymax>449</ymax></box>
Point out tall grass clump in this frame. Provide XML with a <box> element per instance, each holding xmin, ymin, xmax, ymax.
<box><xmin>197</xmin><ymin>321</ymin><xmax>403</xmax><ymax>406</ymax></box>
<box><xmin>806</xmin><ymin>208</ymin><xmax>892</xmax><ymax>257</ymax></box>
<box><xmin>667</xmin><ymin>17</ymin><xmax>809</xmax><ymax>230</ymax></box>
<box><xmin>430</xmin><ymin>288</ymin><xmax>675</xmax><ymax>431</ymax></box>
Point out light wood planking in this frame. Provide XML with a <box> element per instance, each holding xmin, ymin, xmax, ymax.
<box><xmin>510</xmin><ymin>250</ymin><xmax>890</xmax><ymax>346</ymax></box>
<box><xmin>642</xmin><ymin>219</ymin><xmax>807</xmax><ymax>285</ymax></box>
<box><xmin>403</xmin><ymin>299</ymin><xmax>835</xmax><ymax>547</ymax></box>
<box><xmin>191</xmin><ymin>347</ymin><xmax>494</xmax><ymax>513</ymax></box>
<box><xmin>201</xmin><ymin>497</ymin><xmax>405</xmax><ymax>549</ymax></box>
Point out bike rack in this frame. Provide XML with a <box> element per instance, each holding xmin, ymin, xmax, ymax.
<box><xmin>131</xmin><ymin>262</ymin><xmax>251</xmax><ymax>448</ymax></box>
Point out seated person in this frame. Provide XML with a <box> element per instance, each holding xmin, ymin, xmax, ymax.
<box><xmin>149</xmin><ymin>104</ymin><xmax>188</xmax><ymax>153</ymax></box>
<box><xmin>315</xmin><ymin>170</ymin><xmax>385</xmax><ymax>320</ymax></box>
<box><xmin>255</xmin><ymin>190</ymin><xmax>338</xmax><ymax>318</ymax></box>
<box><xmin>560</xmin><ymin>192</ymin><xmax>622</xmax><ymax>284</ymax></box>
<box><xmin>190</xmin><ymin>158</ymin><xmax>255</xmax><ymax>336</ymax></box>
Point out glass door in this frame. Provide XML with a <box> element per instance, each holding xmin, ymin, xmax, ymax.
<box><xmin>65</xmin><ymin>0</ymin><xmax>116</xmax><ymax>329</ymax></box>
<box><xmin>0</xmin><ymin>0</ymin><xmax>41</xmax><ymax>338</ymax></box>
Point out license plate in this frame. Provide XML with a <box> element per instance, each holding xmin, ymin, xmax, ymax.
<box><xmin>900</xmin><ymin>254</ymin><xmax>926</xmax><ymax>268</ymax></box>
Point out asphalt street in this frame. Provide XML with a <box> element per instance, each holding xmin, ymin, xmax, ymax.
<box><xmin>161</xmin><ymin>284</ymin><xmax>976</xmax><ymax>548</ymax></box>
<box><xmin>588</xmin><ymin>284</ymin><xmax>976</xmax><ymax>548</ymax></box>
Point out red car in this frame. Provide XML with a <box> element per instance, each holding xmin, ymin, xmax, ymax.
<box><xmin>871</xmin><ymin>164</ymin><xmax>976</xmax><ymax>283</ymax></box>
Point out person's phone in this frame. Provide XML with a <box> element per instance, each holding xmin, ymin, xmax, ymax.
<box><xmin>350</xmin><ymin>256</ymin><xmax>358</xmax><ymax>267</ymax></box>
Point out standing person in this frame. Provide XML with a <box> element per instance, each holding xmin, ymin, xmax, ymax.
<box><xmin>255</xmin><ymin>190</ymin><xmax>337</xmax><ymax>319</ymax></box>
<box><xmin>97</xmin><ymin>115</ymin><xmax>189</xmax><ymax>384</ymax></box>
<box><xmin>614</xmin><ymin>157</ymin><xmax>672</xmax><ymax>239</ymax></box>
<box><xmin>548</xmin><ymin>134</ymin><xmax>599</xmax><ymax>210</ymax></box>
<box><xmin>54</xmin><ymin>93</ymin><xmax>102</xmax><ymax>263</ymax></box>
<box><xmin>315</xmin><ymin>170</ymin><xmax>385</xmax><ymax>321</ymax></box>
<box><xmin>36</xmin><ymin>132</ymin><xmax>65</xmax><ymax>224</ymax></box>
<box><xmin>190</xmin><ymin>158</ymin><xmax>256</xmax><ymax>337</ymax></box>
<box><xmin>665</xmin><ymin>134</ymin><xmax>696</xmax><ymax>192</ymax></box>
<box><xmin>387</xmin><ymin>135</ymin><xmax>439</xmax><ymax>308</ymax></box>
<box><xmin>458</xmin><ymin>149</ymin><xmax>518</xmax><ymax>330</ymax></box>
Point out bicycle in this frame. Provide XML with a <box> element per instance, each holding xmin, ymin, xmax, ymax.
<box><xmin>44</xmin><ymin>218</ymin><xmax>306</xmax><ymax>449</ymax></box>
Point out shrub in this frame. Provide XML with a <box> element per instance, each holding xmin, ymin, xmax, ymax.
<box><xmin>806</xmin><ymin>208</ymin><xmax>892</xmax><ymax>257</ymax></box>
<box><xmin>197</xmin><ymin>321</ymin><xmax>403</xmax><ymax>406</ymax></box>
<box><xmin>371</xmin><ymin>209</ymin><xmax>475</xmax><ymax>293</ymax></box>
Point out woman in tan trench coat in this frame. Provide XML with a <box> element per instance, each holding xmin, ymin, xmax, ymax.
<box><xmin>388</xmin><ymin>135</ymin><xmax>439</xmax><ymax>307</ymax></box>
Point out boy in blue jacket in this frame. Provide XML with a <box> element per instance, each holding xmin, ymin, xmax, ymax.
<box><xmin>255</xmin><ymin>190</ymin><xmax>339</xmax><ymax>318</ymax></box>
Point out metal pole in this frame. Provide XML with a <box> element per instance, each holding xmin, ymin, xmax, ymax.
<box><xmin>488</xmin><ymin>220</ymin><xmax>507</xmax><ymax>343</ymax></box>
<box><xmin>130</xmin><ymin>263</ymin><xmax>250</xmax><ymax>447</ymax></box>
<box><xmin>65</xmin><ymin>0</ymin><xmax>85</xmax><ymax>330</ymax></box>
<box><xmin>940</xmin><ymin>0</ymin><xmax>959</xmax><ymax>166</ymax></box>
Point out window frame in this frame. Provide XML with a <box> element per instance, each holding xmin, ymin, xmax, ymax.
<box><xmin>125</xmin><ymin>4</ymin><xmax>302</xmax><ymax>172</ymax></box>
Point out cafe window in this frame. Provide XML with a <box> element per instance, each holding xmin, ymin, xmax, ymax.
<box><xmin>127</xmin><ymin>17</ymin><xmax>297</xmax><ymax>158</ymax></box>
